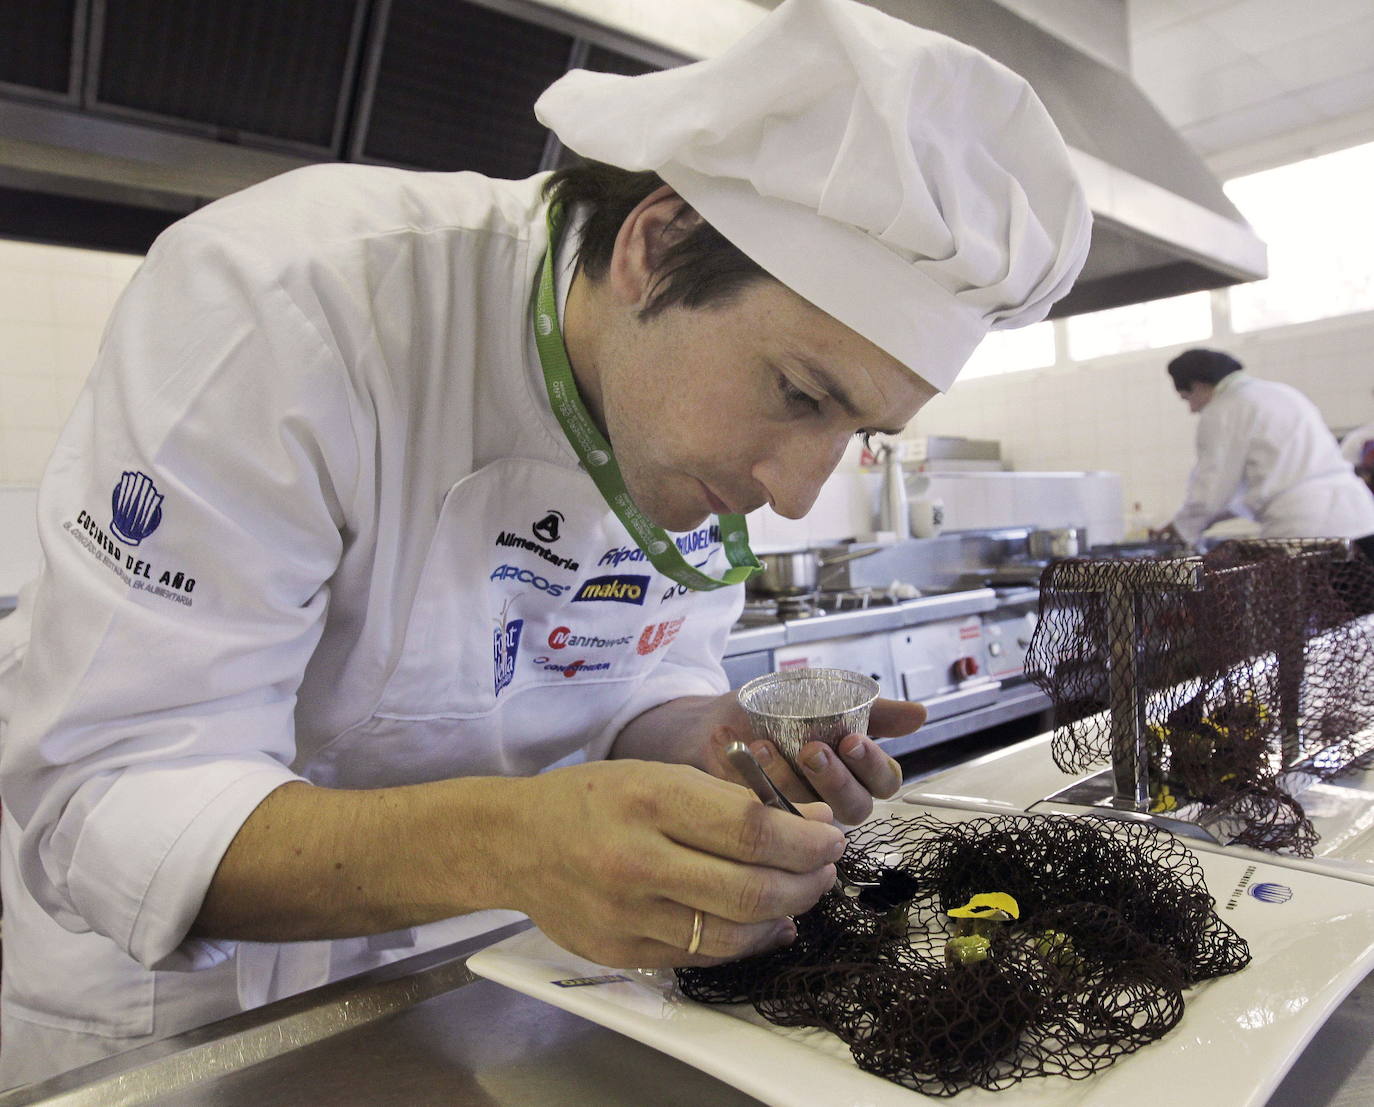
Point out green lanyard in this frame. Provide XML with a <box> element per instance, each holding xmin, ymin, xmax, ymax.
<box><xmin>533</xmin><ymin>204</ymin><xmax>760</xmax><ymax>591</ymax></box>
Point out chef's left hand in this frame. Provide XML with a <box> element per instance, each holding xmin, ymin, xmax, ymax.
<box><xmin>705</xmin><ymin>696</ymin><xmax>926</xmax><ymax>825</ymax></box>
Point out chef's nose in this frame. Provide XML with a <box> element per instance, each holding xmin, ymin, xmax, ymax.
<box><xmin>754</xmin><ymin>429</ymin><xmax>850</xmax><ymax>519</ymax></box>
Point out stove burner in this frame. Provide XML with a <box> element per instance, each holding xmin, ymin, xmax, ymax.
<box><xmin>818</xmin><ymin>586</ymin><xmax>907</xmax><ymax>611</ymax></box>
<box><xmin>776</xmin><ymin>592</ymin><xmax>823</xmax><ymax>619</ymax></box>
<box><xmin>739</xmin><ymin>585</ymin><xmax>917</xmax><ymax>625</ymax></box>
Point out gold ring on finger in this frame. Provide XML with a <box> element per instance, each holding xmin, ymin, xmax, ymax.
<box><xmin>686</xmin><ymin>908</ymin><xmax>703</xmax><ymax>955</ymax></box>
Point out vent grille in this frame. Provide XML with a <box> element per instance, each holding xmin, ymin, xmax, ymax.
<box><xmin>358</xmin><ymin>0</ymin><xmax>572</xmax><ymax>178</ymax></box>
<box><xmin>0</xmin><ymin>1</ymin><xmax>78</xmax><ymax>95</ymax></box>
<box><xmin>93</xmin><ymin>0</ymin><xmax>362</xmax><ymax>150</ymax></box>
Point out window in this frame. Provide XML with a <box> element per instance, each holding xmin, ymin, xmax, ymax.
<box><xmin>1225</xmin><ymin>140</ymin><xmax>1374</xmax><ymax>332</ymax></box>
<box><xmin>1065</xmin><ymin>291</ymin><xmax>1212</xmax><ymax>362</ymax></box>
<box><xmin>960</xmin><ymin>321</ymin><xmax>1055</xmax><ymax>379</ymax></box>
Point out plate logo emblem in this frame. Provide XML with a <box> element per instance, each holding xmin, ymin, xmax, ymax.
<box><xmin>1248</xmin><ymin>882</ymin><xmax>1293</xmax><ymax>905</ymax></box>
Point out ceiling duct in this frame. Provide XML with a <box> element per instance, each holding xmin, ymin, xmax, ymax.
<box><xmin>0</xmin><ymin>0</ymin><xmax>1265</xmax><ymax>311</ymax></box>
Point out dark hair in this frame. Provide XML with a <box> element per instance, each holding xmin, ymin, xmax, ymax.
<box><xmin>542</xmin><ymin>160</ymin><xmax>772</xmax><ymax>318</ymax></box>
<box><xmin>1168</xmin><ymin>348</ymin><xmax>1243</xmax><ymax>390</ymax></box>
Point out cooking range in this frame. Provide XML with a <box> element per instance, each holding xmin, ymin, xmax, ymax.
<box><xmin>723</xmin><ymin>580</ymin><xmax>1050</xmax><ymax>757</ymax></box>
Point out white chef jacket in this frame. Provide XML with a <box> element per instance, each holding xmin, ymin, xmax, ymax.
<box><xmin>1170</xmin><ymin>372</ymin><xmax>1374</xmax><ymax>544</ymax></box>
<box><xmin>0</xmin><ymin>164</ymin><xmax>744</xmax><ymax>1086</ymax></box>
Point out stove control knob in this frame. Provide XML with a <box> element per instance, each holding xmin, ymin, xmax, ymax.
<box><xmin>953</xmin><ymin>656</ymin><xmax>980</xmax><ymax>680</ymax></box>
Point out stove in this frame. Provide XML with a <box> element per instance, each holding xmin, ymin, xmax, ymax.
<box><xmin>725</xmin><ymin>581</ymin><xmax>1052</xmax><ymax>758</ymax></box>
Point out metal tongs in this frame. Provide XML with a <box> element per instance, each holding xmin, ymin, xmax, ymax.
<box><xmin>725</xmin><ymin>740</ymin><xmax>802</xmax><ymax>816</ymax></box>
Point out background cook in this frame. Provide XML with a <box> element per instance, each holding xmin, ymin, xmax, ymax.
<box><xmin>0</xmin><ymin>0</ymin><xmax>1090</xmax><ymax>1086</ymax></box>
<box><xmin>1153</xmin><ymin>347</ymin><xmax>1374</xmax><ymax>559</ymax></box>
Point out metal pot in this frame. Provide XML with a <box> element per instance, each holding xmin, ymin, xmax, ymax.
<box><xmin>749</xmin><ymin>546</ymin><xmax>882</xmax><ymax>597</ymax></box>
<box><xmin>1028</xmin><ymin>527</ymin><xmax>1083</xmax><ymax>561</ymax></box>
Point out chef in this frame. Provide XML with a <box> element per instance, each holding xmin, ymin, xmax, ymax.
<box><xmin>1154</xmin><ymin>348</ymin><xmax>1374</xmax><ymax>559</ymax></box>
<box><xmin>0</xmin><ymin>0</ymin><xmax>1090</xmax><ymax>1085</ymax></box>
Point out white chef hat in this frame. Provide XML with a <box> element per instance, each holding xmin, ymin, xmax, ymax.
<box><xmin>535</xmin><ymin>0</ymin><xmax>1090</xmax><ymax>392</ymax></box>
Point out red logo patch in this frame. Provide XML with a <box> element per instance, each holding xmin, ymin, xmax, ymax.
<box><xmin>637</xmin><ymin>617</ymin><xmax>685</xmax><ymax>655</ymax></box>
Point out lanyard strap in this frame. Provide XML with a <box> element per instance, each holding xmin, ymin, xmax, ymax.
<box><xmin>533</xmin><ymin>204</ymin><xmax>760</xmax><ymax>590</ymax></box>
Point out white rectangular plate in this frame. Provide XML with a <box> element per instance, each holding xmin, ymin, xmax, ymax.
<box><xmin>469</xmin><ymin>802</ymin><xmax>1374</xmax><ymax>1107</ymax></box>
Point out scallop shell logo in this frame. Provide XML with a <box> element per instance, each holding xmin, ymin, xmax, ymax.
<box><xmin>587</xmin><ymin>450</ymin><xmax>610</xmax><ymax>467</ymax></box>
<box><xmin>1248</xmin><ymin>882</ymin><xmax>1293</xmax><ymax>904</ymax></box>
<box><xmin>110</xmin><ymin>470</ymin><xmax>164</xmax><ymax>547</ymax></box>
<box><xmin>536</xmin><ymin>313</ymin><xmax>554</xmax><ymax>337</ymax></box>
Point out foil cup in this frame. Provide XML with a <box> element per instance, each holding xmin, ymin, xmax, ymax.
<box><xmin>737</xmin><ymin>668</ymin><xmax>880</xmax><ymax>773</ymax></box>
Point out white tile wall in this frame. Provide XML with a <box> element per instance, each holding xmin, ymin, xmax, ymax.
<box><xmin>1</xmin><ymin>237</ymin><xmax>1371</xmax><ymax>548</ymax></box>
<box><xmin>909</xmin><ymin>310</ymin><xmax>1374</xmax><ymax>538</ymax></box>
<box><xmin>0</xmin><ymin>239</ymin><xmax>143</xmax><ymax>485</ymax></box>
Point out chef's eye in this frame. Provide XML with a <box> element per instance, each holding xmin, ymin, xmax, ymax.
<box><xmin>856</xmin><ymin>430</ymin><xmax>876</xmax><ymax>450</ymax></box>
<box><xmin>777</xmin><ymin>373</ymin><xmax>822</xmax><ymax>415</ymax></box>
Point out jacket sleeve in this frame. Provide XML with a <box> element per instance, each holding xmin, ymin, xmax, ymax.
<box><xmin>1171</xmin><ymin>401</ymin><xmax>1250</xmax><ymax>544</ymax></box>
<box><xmin>0</xmin><ymin>221</ymin><xmax>364</xmax><ymax>971</ymax></box>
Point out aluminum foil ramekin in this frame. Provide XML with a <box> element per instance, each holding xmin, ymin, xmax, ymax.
<box><xmin>737</xmin><ymin>668</ymin><xmax>880</xmax><ymax>773</ymax></box>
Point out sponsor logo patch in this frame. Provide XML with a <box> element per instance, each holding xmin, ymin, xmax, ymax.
<box><xmin>531</xmin><ymin>656</ymin><xmax>613</xmax><ymax>678</ymax></box>
<box><xmin>61</xmin><ymin>471</ymin><xmax>198</xmax><ymax>606</ymax></box>
<box><xmin>111</xmin><ymin>470</ymin><xmax>163</xmax><ymax>546</ymax></box>
<box><xmin>493</xmin><ymin>603</ymin><xmax>523</xmax><ymax>697</ymax></box>
<box><xmin>531</xmin><ymin>509</ymin><xmax>564</xmax><ymax>544</ymax></box>
<box><xmin>637</xmin><ymin>618</ymin><xmax>685</xmax><ymax>655</ymax></box>
<box><xmin>494</xmin><ymin>531</ymin><xmax>578</xmax><ymax>573</ymax></box>
<box><xmin>598</xmin><ymin>525</ymin><xmax>721</xmax><ymax>570</ymax></box>
<box><xmin>661</xmin><ymin>557</ymin><xmax>713</xmax><ymax>603</ymax></box>
<box><xmin>673</xmin><ymin>523</ymin><xmax>721</xmax><ymax>556</ymax></box>
<box><xmin>547</xmin><ymin>625</ymin><xmax>633</xmax><ymax>651</ymax></box>
<box><xmin>572</xmin><ymin>574</ymin><xmax>650</xmax><ymax>605</ymax></box>
<box><xmin>490</xmin><ymin>563</ymin><xmax>569</xmax><ymax>596</ymax></box>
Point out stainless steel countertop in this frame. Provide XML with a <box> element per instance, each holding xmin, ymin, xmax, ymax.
<box><xmin>0</xmin><ymin>922</ymin><xmax>761</xmax><ymax>1107</ymax></box>
<box><xmin>6</xmin><ymin>912</ymin><xmax>1374</xmax><ymax>1107</ymax></box>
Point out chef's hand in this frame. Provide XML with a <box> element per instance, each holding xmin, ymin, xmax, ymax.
<box><xmin>511</xmin><ymin>759</ymin><xmax>843</xmax><ymax>968</ymax></box>
<box><xmin>706</xmin><ymin>696</ymin><xmax>926</xmax><ymax>825</ymax></box>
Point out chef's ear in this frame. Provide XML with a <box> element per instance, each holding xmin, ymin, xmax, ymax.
<box><xmin>606</xmin><ymin>185</ymin><xmax>700</xmax><ymax>310</ymax></box>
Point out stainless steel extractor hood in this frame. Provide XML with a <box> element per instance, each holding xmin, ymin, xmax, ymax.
<box><xmin>859</xmin><ymin>0</ymin><xmax>1268</xmax><ymax>315</ymax></box>
<box><xmin>0</xmin><ymin>0</ymin><xmax>1265</xmax><ymax>311</ymax></box>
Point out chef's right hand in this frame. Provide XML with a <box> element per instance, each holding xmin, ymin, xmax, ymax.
<box><xmin>507</xmin><ymin>759</ymin><xmax>844</xmax><ymax>968</ymax></box>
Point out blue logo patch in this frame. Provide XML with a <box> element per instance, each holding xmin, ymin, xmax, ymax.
<box><xmin>494</xmin><ymin>616</ymin><xmax>524</xmax><ymax>697</ymax></box>
<box><xmin>674</xmin><ymin>523</ymin><xmax>721</xmax><ymax>556</ymax></box>
<box><xmin>110</xmin><ymin>470</ymin><xmax>163</xmax><ymax>547</ymax></box>
<box><xmin>1248</xmin><ymin>882</ymin><xmax>1293</xmax><ymax>904</ymax></box>
<box><xmin>490</xmin><ymin>564</ymin><xmax>569</xmax><ymax>596</ymax></box>
<box><xmin>572</xmin><ymin>574</ymin><xmax>651</xmax><ymax>605</ymax></box>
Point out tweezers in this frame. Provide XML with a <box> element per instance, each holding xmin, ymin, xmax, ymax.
<box><xmin>726</xmin><ymin>740</ymin><xmax>850</xmax><ymax>893</ymax></box>
<box><xmin>725</xmin><ymin>739</ymin><xmax>802</xmax><ymax>816</ymax></box>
